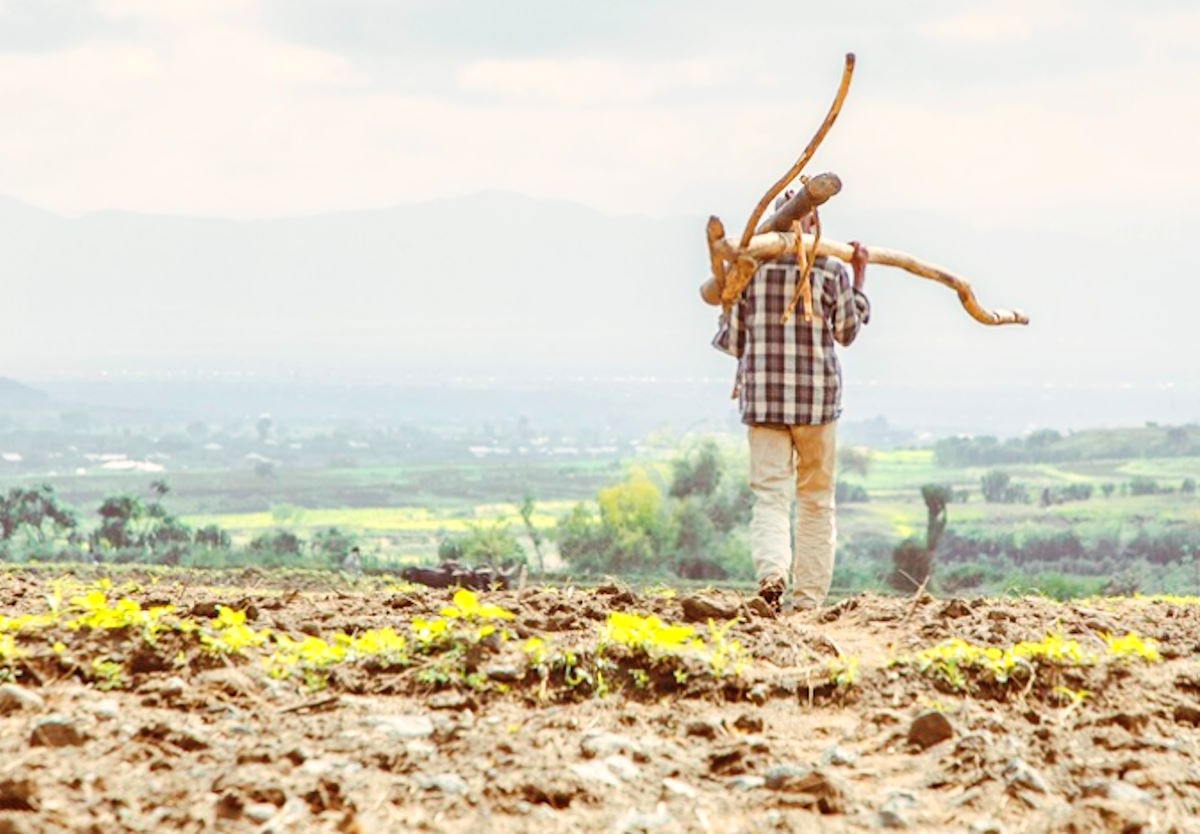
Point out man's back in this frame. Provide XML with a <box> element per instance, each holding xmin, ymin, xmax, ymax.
<box><xmin>714</xmin><ymin>256</ymin><xmax>869</xmax><ymax>426</ymax></box>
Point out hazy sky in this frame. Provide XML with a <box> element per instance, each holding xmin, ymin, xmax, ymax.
<box><xmin>2</xmin><ymin>0</ymin><xmax>1198</xmax><ymax>424</ymax></box>
<box><xmin>1</xmin><ymin>0</ymin><xmax>1196</xmax><ymax>227</ymax></box>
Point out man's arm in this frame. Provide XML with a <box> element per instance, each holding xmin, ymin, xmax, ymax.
<box><xmin>832</xmin><ymin>242</ymin><xmax>870</xmax><ymax>347</ymax></box>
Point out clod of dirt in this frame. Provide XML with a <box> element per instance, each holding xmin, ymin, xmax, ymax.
<box><xmin>907</xmin><ymin>711</ymin><xmax>954</xmax><ymax>751</ymax></box>
<box><xmin>594</xmin><ymin>583</ymin><xmax>639</xmax><ymax>608</ymax></box>
<box><xmin>679</xmin><ymin>595</ymin><xmax>738</xmax><ymax>623</ymax></box>
<box><xmin>520</xmin><ymin>778</ymin><xmax>581</xmax><ymax>809</ymax></box>
<box><xmin>0</xmin><ymin>778</ymin><xmax>38</xmax><ymax>812</ymax></box>
<box><xmin>707</xmin><ymin>744</ymin><xmax>747</xmax><ymax>775</ymax></box>
<box><xmin>428</xmin><ymin>691</ymin><xmax>471</xmax><ymax>711</ymax></box>
<box><xmin>685</xmin><ymin>719</ymin><xmax>720</xmax><ymax>740</ymax></box>
<box><xmin>196</xmin><ymin>668</ymin><xmax>262</xmax><ymax>699</ymax></box>
<box><xmin>765</xmin><ymin>766</ymin><xmax>845</xmax><ymax>814</ymax></box>
<box><xmin>29</xmin><ymin>716</ymin><xmax>84</xmax><ymax>748</ymax></box>
<box><xmin>135</xmin><ymin>721</ymin><xmax>210</xmax><ymax>752</ymax></box>
<box><xmin>0</xmin><ymin>815</ymin><xmax>34</xmax><ymax>834</ymax></box>
<box><xmin>733</xmin><ymin>713</ymin><xmax>763</xmax><ymax>734</ymax></box>
<box><xmin>0</xmin><ymin>684</ymin><xmax>44</xmax><ymax>715</ymax></box>
<box><xmin>1173</xmin><ymin>704</ymin><xmax>1200</xmax><ymax>727</ymax></box>
<box><xmin>939</xmin><ymin>599</ymin><xmax>972</xmax><ymax>619</ymax></box>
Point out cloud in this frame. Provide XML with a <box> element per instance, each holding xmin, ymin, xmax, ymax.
<box><xmin>458</xmin><ymin>58</ymin><xmax>718</xmax><ymax>104</ymax></box>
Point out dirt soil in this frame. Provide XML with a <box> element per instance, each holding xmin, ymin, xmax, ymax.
<box><xmin>3</xmin><ymin>569</ymin><xmax>1200</xmax><ymax>833</ymax></box>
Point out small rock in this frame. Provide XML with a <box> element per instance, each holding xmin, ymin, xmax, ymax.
<box><xmin>614</xmin><ymin>803</ymin><xmax>674</xmax><ymax>833</ymax></box>
<box><xmin>89</xmin><ymin>698</ymin><xmax>120</xmax><ymax>720</ymax></box>
<box><xmin>244</xmin><ymin>802</ymin><xmax>278</xmax><ymax>824</ymax></box>
<box><xmin>406</xmin><ymin>740</ymin><xmax>436</xmax><ymax>758</ymax></box>
<box><xmin>569</xmin><ymin>760</ymin><xmax>620</xmax><ymax>789</ymax></box>
<box><xmin>662</xmin><ymin>778</ymin><xmax>697</xmax><ymax>799</ymax></box>
<box><xmin>908</xmin><ymin>711</ymin><xmax>954</xmax><ymax>751</ymax></box>
<box><xmin>485</xmin><ymin>665</ymin><xmax>522</xmax><ymax>683</ymax></box>
<box><xmin>733</xmin><ymin>713</ymin><xmax>763</xmax><ymax>734</ymax></box>
<box><xmin>685</xmin><ymin>720</ymin><xmax>720</xmax><ymax>739</ymax></box>
<box><xmin>819</xmin><ymin>744</ymin><xmax>858</xmax><ymax>767</ymax></box>
<box><xmin>418</xmin><ymin>773</ymin><xmax>468</xmax><ymax>795</ymax></box>
<box><xmin>878</xmin><ymin>792</ymin><xmax>918</xmax><ymax>829</ymax></box>
<box><xmin>29</xmin><ymin>716</ymin><xmax>84</xmax><ymax>748</ymax></box>
<box><xmin>969</xmin><ymin>820</ymin><xmax>1005</xmax><ymax>834</ymax></box>
<box><xmin>158</xmin><ymin>676</ymin><xmax>187</xmax><ymax>699</ymax></box>
<box><xmin>604</xmin><ymin>755</ymin><xmax>640</xmax><ymax>781</ymax></box>
<box><xmin>1004</xmin><ymin>758</ymin><xmax>1049</xmax><ymax>794</ymax></box>
<box><xmin>0</xmin><ymin>684</ymin><xmax>44</xmax><ymax>714</ymax></box>
<box><xmin>1082</xmin><ymin>780</ymin><xmax>1151</xmax><ymax>804</ymax></box>
<box><xmin>581</xmin><ymin>732</ymin><xmax>639</xmax><ymax>759</ymax></box>
<box><xmin>726</xmin><ymin>775</ymin><xmax>765</xmax><ymax>791</ymax></box>
<box><xmin>299</xmin><ymin>758</ymin><xmax>362</xmax><ymax>778</ymax></box>
<box><xmin>364</xmin><ymin>714</ymin><xmax>434</xmax><ymax>739</ymax></box>
<box><xmin>765</xmin><ymin>764</ymin><xmax>811</xmax><ymax>790</ymax></box>
<box><xmin>428</xmin><ymin>691</ymin><xmax>470</xmax><ymax>711</ymax></box>
<box><xmin>747</xmin><ymin>683</ymin><xmax>769</xmax><ymax>705</ymax></box>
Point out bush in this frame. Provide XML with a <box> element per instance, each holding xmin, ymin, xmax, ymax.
<box><xmin>835</xmin><ymin>481</ymin><xmax>869</xmax><ymax>503</ymax></box>
<box><xmin>889</xmin><ymin>538</ymin><xmax>931</xmax><ymax>592</ymax></box>
<box><xmin>980</xmin><ymin>470</ymin><xmax>1011</xmax><ymax>503</ymax></box>
<box><xmin>1129</xmin><ymin>477</ymin><xmax>1160</xmax><ymax>496</ymax></box>
<box><xmin>669</xmin><ymin>440</ymin><xmax>721</xmax><ymax>499</ymax></box>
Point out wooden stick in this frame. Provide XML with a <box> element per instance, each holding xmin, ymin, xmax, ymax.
<box><xmin>713</xmin><ymin>231</ymin><xmax>1029</xmax><ymax>326</ymax></box>
<box><xmin>736</xmin><ymin>53</ymin><xmax>855</xmax><ymax>251</ymax></box>
<box><xmin>755</xmin><ymin>173</ymin><xmax>842</xmax><ymax>235</ymax></box>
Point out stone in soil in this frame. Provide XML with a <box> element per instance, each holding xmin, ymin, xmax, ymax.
<box><xmin>363</xmin><ymin>714</ymin><xmax>433</xmax><ymax>739</ymax></box>
<box><xmin>581</xmin><ymin>732</ymin><xmax>640</xmax><ymax>759</ymax></box>
<box><xmin>727</xmin><ymin>775</ymin><xmax>766</xmax><ymax>791</ymax></box>
<box><xmin>29</xmin><ymin>716</ymin><xmax>84</xmax><ymax>748</ymax></box>
<box><xmin>1005</xmin><ymin>758</ymin><xmax>1049</xmax><ymax>794</ymax></box>
<box><xmin>969</xmin><ymin>821</ymin><xmax>1005</xmax><ymax>834</ymax></box>
<box><xmin>765</xmin><ymin>766</ymin><xmax>846</xmax><ymax>813</ymax></box>
<box><xmin>908</xmin><ymin>711</ymin><xmax>954</xmax><ymax>751</ymax></box>
<box><xmin>418</xmin><ymin>773</ymin><xmax>468</xmax><ymax>795</ymax></box>
<box><xmin>569</xmin><ymin>760</ymin><xmax>621</xmax><ymax>789</ymax></box>
<box><xmin>0</xmin><ymin>684</ymin><xmax>44</xmax><ymax>715</ymax></box>
<box><xmin>662</xmin><ymin>778</ymin><xmax>697</xmax><ymax>799</ymax></box>
<box><xmin>819</xmin><ymin>744</ymin><xmax>858</xmax><ymax>767</ymax></box>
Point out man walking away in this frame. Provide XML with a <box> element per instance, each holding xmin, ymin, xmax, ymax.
<box><xmin>712</xmin><ymin>206</ymin><xmax>870</xmax><ymax>614</ymax></box>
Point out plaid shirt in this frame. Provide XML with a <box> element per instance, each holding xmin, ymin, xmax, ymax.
<box><xmin>713</xmin><ymin>256</ymin><xmax>870</xmax><ymax>425</ymax></box>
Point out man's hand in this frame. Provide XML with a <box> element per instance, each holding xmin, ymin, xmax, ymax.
<box><xmin>849</xmin><ymin>240</ymin><xmax>869</xmax><ymax>291</ymax></box>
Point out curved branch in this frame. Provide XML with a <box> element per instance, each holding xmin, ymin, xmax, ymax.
<box><xmin>741</xmin><ymin>231</ymin><xmax>1029</xmax><ymax>326</ymax></box>
<box><xmin>737</xmin><ymin>53</ymin><xmax>855</xmax><ymax>251</ymax></box>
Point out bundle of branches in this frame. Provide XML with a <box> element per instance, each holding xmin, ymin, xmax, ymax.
<box><xmin>700</xmin><ymin>53</ymin><xmax>1028</xmax><ymax>327</ymax></box>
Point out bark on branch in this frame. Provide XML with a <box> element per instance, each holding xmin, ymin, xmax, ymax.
<box><xmin>712</xmin><ymin>231</ymin><xmax>1029</xmax><ymax>326</ymax></box>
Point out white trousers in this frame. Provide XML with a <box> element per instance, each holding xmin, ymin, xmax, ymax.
<box><xmin>748</xmin><ymin>422</ymin><xmax>837</xmax><ymax>607</ymax></box>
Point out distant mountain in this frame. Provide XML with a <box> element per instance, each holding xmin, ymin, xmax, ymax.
<box><xmin>0</xmin><ymin>190</ymin><xmax>1188</xmax><ymax>392</ymax></box>
<box><xmin>0</xmin><ymin>377</ymin><xmax>49</xmax><ymax>408</ymax></box>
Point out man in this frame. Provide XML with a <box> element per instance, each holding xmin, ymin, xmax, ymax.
<box><xmin>712</xmin><ymin>200</ymin><xmax>870</xmax><ymax>613</ymax></box>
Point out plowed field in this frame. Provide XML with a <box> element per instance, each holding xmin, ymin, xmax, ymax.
<box><xmin>2</xmin><ymin>569</ymin><xmax>1200</xmax><ymax>833</ymax></box>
